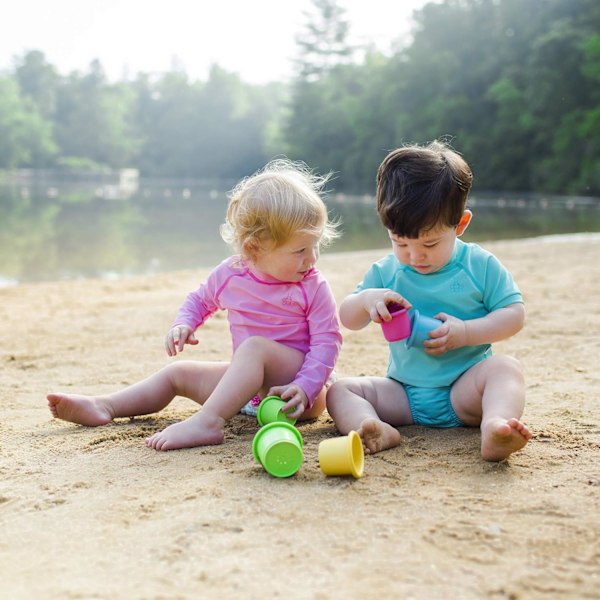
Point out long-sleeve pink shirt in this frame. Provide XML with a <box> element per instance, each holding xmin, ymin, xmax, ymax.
<box><xmin>173</xmin><ymin>256</ymin><xmax>342</xmax><ymax>406</ymax></box>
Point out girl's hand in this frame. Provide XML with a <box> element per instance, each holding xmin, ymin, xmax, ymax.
<box><xmin>364</xmin><ymin>289</ymin><xmax>412</xmax><ymax>324</ymax></box>
<box><xmin>267</xmin><ymin>384</ymin><xmax>308</xmax><ymax>420</ymax></box>
<box><xmin>165</xmin><ymin>325</ymin><xmax>198</xmax><ymax>356</ymax></box>
<box><xmin>423</xmin><ymin>313</ymin><xmax>468</xmax><ymax>355</ymax></box>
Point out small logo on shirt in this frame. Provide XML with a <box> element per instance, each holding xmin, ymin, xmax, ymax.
<box><xmin>282</xmin><ymin>294</ymin><xmax>295</xmax><ymax>306</ymax></box>
<box><xmin>449</xmin><ymin>279</ymin><xmax>463</xmax><ymax>293</ymax></box>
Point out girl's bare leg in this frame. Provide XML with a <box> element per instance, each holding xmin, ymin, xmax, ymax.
<box><xmin>451</xmin><ymin>355</ymin><xmax>531</xmax><ymax>461</ymax></box>
<box><xmin>300</xmin><ymin>386</ymin><xmax>327</xmax><ymax>421</ymax></box>
<box><xmin>326</xmin><ymin>376</ymin><xmax>412</xmax><ymax>454</ymax></box>
<box><xmin>47</xmin><ymin>361</ymin><xmax>228</xmax><ymax>426</ymax></box>
<box><xmin>145</xmin><ymin>337</ymin><xmax>307</xmax><ymax>450</ymax></box>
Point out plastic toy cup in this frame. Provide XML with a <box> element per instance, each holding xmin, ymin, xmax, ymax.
<box><xmin>256</xmin><ymin>395</ymin><xmax>297</xmax><ymax>426</ymax></box>
<box><xmin>318</xmin><ymin>430</ymin><xmax>364</xmax><ymax>478</ymax></box>
<box><xmin>380</xmin><ymin>303</ymin><xmax>411</xmax><ymax>342</ymax></box>
<box><xmin>252</xmin><ymin>422</ymin><xmax>303</xmax><ymax>478</ymax></box>
<box><xmin>405</xmin><ymin>310</ymin><xmax>443</xmax><ymax>349</ymax></box>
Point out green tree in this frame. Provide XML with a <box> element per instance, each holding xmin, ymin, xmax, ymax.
<box><xmin>132</xmin><ymin>66</ymin><xmax>275</xmax><ymax>179</ymax></box>
<box><xmin>524</xmin><ymin>0</ymin><xmax>600</xmax><ymax>193</ymax></box>
<box><xmin>286</xmin><ymin>0</ymin><xmax>359</xmax><ymax>185</ymax></box>
<box><xmin>293</xmin><ymin>0</ymin><xmax>354</xmax><ymax>80</ymax></box>
<box><xmin>0</xmin><ymin>77</ymin><xmax>57</xmax><ymax>168</ymax></box>
<box><xmin>14</xmin><ymin>50</ymin><xmax>59</xmax><ymax>119</ymax></box>
<box><xmin>54</xmin><ymin>60</ymin><xmax>138</xmax><ymax>168</ymax></box>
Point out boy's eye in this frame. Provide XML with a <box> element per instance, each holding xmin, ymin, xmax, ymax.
<box><xmin>424</xmin><ymin>243</ymin><xmax>439</xmax><ymax>248</ymax></box>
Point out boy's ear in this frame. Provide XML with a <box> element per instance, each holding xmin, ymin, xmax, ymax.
<box><xmin>456</xmin><ymin>209</ymin><xmax>472</xmax><ymax>236</ymax></box>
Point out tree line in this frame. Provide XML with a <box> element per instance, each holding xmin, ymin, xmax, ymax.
<box><xmin>1</xmin><ymin>0</ymin><xmax>598</xmax><ymax>195</ymax></box>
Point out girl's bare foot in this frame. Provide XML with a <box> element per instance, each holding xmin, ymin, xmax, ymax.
<box><xmin>145</xmin><ymin>411</ymin><xmax>225</xmax><ymax>451</ymax></box>
<box><xmin>47</xmin><ymin>393</ymin><xmax>113</xmax><ymax>426</ymax></box>
<box><xmin>357</xmin><ymin>418</ymin><xmax>402</xmax><ymax>454</ymax></box>
<box><xmin>481</xmin><ymin>417</ymin><xmax>531</xmax><ymax>461</ymax></box>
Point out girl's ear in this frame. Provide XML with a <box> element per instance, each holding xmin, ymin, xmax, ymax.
<box><xmin>456</xmin><ymin>209</ymin><xmax>472</xmax><ymax>237</ymax></box>
<box><xmin>242</xmin><ymin>237</ymin><xmax>262</xmax><ymax>261</ymax></box>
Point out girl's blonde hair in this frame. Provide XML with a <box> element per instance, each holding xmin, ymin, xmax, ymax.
<box><xmin>220</xmin><ymin>158</ymin><xmax>339</xmax><ymax>256</ymax></box>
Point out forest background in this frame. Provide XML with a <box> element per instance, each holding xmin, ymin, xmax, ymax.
<box><xmin>1</xmin><ymin>0</ymin><xmax>599</xmax><ymax>196</ymax></box>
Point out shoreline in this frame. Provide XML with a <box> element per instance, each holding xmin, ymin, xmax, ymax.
<box><xmin>2</xmin><ymin>231</ymin><xmax>600</xmax><ymax>290</ymax></box>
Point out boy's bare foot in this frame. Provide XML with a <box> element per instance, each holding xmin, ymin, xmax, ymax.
<box><xmin>481</xmin><ymin>417</ymin><xmax>531</xmax><ymax>462</ymax></box>
<box><xmin>357</xmin><ymin>418</ymin><xmax>402</xmax><ymax>454</ymax></box>
<box><xmin>145</xmin><ymin>412</ymin><xmax>225</xmax><ymax>451</ymax></box>
<box><xmin>47</xmin><ymin>393</ymin><xmax>113</xmax><ymax>426</ymax></box>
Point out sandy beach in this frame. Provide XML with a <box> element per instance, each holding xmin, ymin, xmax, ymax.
<box><xmin>1</xmin><ymin>234</ymin><xmax>599</xmax><ymax>599</ymax></box>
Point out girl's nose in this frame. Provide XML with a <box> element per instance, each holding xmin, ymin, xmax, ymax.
<box><xmin>308</xmin><ymin>246</ymin><xmax>319</xmax><ymax>265</ymax></box>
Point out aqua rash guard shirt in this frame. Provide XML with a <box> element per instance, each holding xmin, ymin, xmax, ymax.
<box><xmin>354</xmin><ymin>239</ymin><xmax>523</xmax><ymax>388</ymax></box>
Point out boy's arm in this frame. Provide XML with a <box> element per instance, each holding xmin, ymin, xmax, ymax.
<box><xmin>340</xmin><ymin>289</ymin><xmax>412</xmax><ymax>330</ymax></box>
<box><xmin>463</xmin><ymin>303</ymin><xmax>525</xmax><ymax>346</ymax></box>
<box><xmin>425</xmin><ymin>302</ymin><xmax>525</xmax><ymax>355</ymax></box>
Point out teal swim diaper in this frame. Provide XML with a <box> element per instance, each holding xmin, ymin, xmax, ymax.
<box><xmin>403</xmin><ymin>383</ymin><xmax>464</xmax><ymax>428</ymax></box>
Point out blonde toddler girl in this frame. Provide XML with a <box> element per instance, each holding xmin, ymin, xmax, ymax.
<box><xmin>48</xmin><ymin>159</ymin><xmax>342</xmax><ymax>451</ymax></box>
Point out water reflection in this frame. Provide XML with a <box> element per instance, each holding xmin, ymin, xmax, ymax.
<box><xmin>1</xmin><ymin>179</ymin><xmax>598</xmax><ymax>285</ymax></box>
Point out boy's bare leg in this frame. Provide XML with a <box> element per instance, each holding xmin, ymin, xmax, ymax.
<box><xmin>326</xmin><ymin>377</ymin><xmax>412</xmax><ymax>454</ymax></box>
<box><xmin>47</xmin><ymin>361</ymin><xmax>228</xmax><ymax>427</ymax></box>
<box><xmin>451</xmin><ymin>355</ymin><xmax>531</xmax><ymax>461</ymax></box>
<box><xmin>145</xmin><ymin>338</ymin><xmax>306</xmax><ymax>451</ymax></box>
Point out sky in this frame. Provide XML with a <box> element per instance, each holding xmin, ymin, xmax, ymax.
<box><xmin>1</xmin><ymin>0</ymin><xmax>434</xmax><ymax>84</ymax></box>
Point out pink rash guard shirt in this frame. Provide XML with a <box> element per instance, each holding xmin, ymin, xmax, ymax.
<box><xmin>172</xmin><ymin>256</ymin><xmax>342</xmax><ymax>407</ymax></box>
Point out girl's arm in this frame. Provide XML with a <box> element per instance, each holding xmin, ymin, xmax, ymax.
<box><xmin>165</xmin><ymin>324</ymin><xmax>198</xmax><ymax>356</ymax></box>
<box><xmin>291</xmin><ymin>280</ymin><xmax>342</xmax><ymax>408</ymax></box>
<box><xmin>167</xmin><ymin>262</ymin><xmax>227</xmax><ymax>354</ymax></box>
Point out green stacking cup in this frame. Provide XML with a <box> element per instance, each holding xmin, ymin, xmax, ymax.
<box><xmin>256</xmin><ymin>395</ymin><xmax>297</xmax><ymax>426</ymax></box>
<box><xmin>252</xmin><ymin>422</ymin><xmax>303</xmax><ymax>478</ymax></box>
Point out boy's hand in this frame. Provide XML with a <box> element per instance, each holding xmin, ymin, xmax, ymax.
<box><xmin>423</xmin><ymin>313</ymin><xmax>468</xmax><ymax>355</ymax></box>
<box><xmin>165</xmin><ymin>325</ymin><xmax>198</xmax><ymax>356</ymax></box>
<box><xmin>363</xmin><ymin>289</ymin><xmax>412</xmax><ymax>324</ymax></box>
<box><xmin>267</xmin><ymin>384</ymin><xmax>308</xmax><ymax>419</ymax></box>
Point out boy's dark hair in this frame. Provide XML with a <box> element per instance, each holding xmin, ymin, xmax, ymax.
<box><xmin>376</xmin><ymin>140</ymin><xmax>473</xmax><ymax>238</ymax></box>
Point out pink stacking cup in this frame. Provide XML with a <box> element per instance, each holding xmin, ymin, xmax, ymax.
<box><xmin>381</xmin><ymin>303</ymin><xmax>411</xmax><ymax>342</ymax></box>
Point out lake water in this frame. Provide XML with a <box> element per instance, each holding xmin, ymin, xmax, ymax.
<box><xmin>1</xmin><ymin>177</ymin><xmax>598</xmax><ymax>286</ymax></box>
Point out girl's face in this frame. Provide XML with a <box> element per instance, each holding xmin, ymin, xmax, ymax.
<box><xmin>251</xmin><ymin>231</ymin><xmax>322</xmax><ymax>282</ymax></box>
<box><xmin>388</xmin><ymin>210</ymin><xmax>471</xmax><ymax>275</ymax></box>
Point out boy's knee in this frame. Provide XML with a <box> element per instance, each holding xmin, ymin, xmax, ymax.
<box><xmin>495</xmin><ymin>354</ymin><xmax>522</xmax><ymax>371</ymax></box>
<box><xmin>326</xmin><ymin>378</ymin><xmax>359</xmax><ymax>407</ymax></box>
<box><xmin>326</xmin><ymin>380</ymin><xmax>345</xmax><ymax>407</ymax></box>
<box><xmin>488</xmin><ymin>355</ymin><xmax>524</xmax><ymax>380</ymax></box>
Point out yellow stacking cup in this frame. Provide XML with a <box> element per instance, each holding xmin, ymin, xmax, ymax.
<box><xmin>318</xmin><ymin>430</ymin><xmax>364</xmax><ymax>478</ymax></box>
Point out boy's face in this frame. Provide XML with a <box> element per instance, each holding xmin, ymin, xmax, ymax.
<box><xmin>388</xmin><ymin>211</ymin><xmax>471</xmax><ymax>275</ymax></box>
